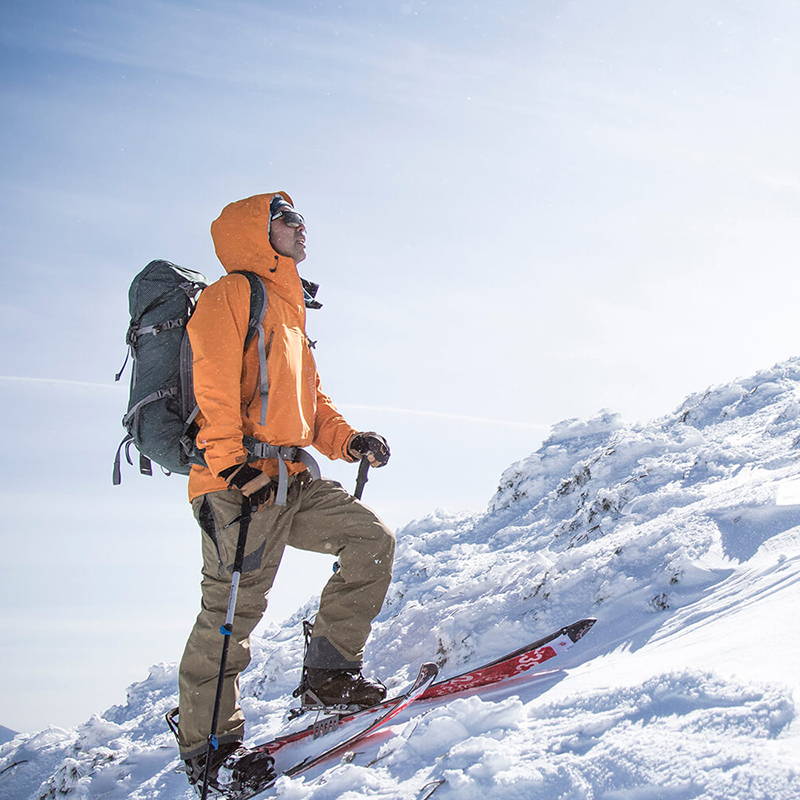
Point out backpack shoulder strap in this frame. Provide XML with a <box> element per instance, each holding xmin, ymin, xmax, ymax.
<box><xmin>229</xmin><ymin>270</ymin><xmax>267</xmax><ymax>347</ymax></box>
<box><xmin>229</xmin><ymin>271</ymin><xmax>270</xmax><ymax>425</ymax></box>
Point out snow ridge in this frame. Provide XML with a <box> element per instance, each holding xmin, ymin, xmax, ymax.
<box><xmin>2</xmin><ymin>358</ymin><xmax>800</xmax><ymax>799</ymax></box>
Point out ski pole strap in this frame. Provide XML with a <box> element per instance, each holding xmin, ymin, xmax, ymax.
<box><xmin>242</xmin><ymin>439</ymin><xmax>321</xmax><ymax>505</ymax></box>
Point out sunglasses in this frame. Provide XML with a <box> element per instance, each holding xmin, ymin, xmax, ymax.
<box><xmin>271</xmin><ymin>209</ymin><xmax>305</xmax><ymax>228</ymax></box>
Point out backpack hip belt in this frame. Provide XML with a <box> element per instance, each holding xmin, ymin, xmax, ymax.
<box><xmin>243</xmin><ymin>437</ymin><xmax>321</xmax><ymax>505</ymax></box>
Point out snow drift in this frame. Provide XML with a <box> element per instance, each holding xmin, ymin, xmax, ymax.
<box><xmin>2</xmin><ymin>358</ymin><xmax>800</xmax><ymax>799</ymax></box>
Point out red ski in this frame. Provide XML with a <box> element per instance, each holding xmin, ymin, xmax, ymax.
<box><xmin>265</xmin><ymin>618</ymin><xmax>595</xmax><ymax>757</ymax></box>
<box><xmin>420</xmin><ymin>616</ymin><xmax>596</xmax><ymax>700</ymax></box>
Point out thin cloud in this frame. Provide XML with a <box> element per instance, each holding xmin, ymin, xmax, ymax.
<box><xmin>0</xmin><ymin>375</ymin><xmax>122</xmax><ymax>390</ymax></box>
<box><xmin>0</xmin><ymin>376</ymin><xmax>546</xmax><ymax>430</ymax></box>
<box><xmin>0</xmin><ymin>2</ymin><xmax>552</xmax><ymax>119</ymax></box>
<box><xmin>340</xmin><ymin>403</ymin><xmax>548</xmax><ymax>430</ymax></box>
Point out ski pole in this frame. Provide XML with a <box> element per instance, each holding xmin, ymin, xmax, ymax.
<box><xmin>201</xmin><ymin>496</ymin><xmax>252</xmax><ymax>800</ymax></box>
<box><xmin>354</xmin><ymin>456</ymin><xmax>370</xmax><ymax>500</ymax></box>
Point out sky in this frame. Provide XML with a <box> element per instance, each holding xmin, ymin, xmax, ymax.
<box><xmin>1</xmin><ymin>0</ymin><xmax>799</xmax><ymax>733</ymax></box>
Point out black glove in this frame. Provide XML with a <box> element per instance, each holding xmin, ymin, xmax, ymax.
<box><xmin>348</xmin><ymin>432</ymin><xmax>391</xmax><ymax>467</ymax></box>
<box><xmin>219</xmin><ymin>463</ymin><xmax>277</xmax><ymax>508</ymax></box>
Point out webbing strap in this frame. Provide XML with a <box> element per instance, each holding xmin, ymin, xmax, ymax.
<box><xmin>253</xmin><ymin>276</ymin><xmax>270</xmax><ymax>425</ymax></box>
<box><xmin>113</xmin><ymin>433</ymin><xmax>154</xmax><ymax>484</ymax></box>
<box><xmin>184</xmin><ymin>403</ymin><xmax>200</xmax><ymax>428</ymax></box>
<box><xmin>256</xmin><ymin>329</ymin><xmax>269</xmax><ymax>425</ymax></box>
<box><xmin>112</xmin><ymin>434</ymin><xmax>134</xmax><ymax>485</ymax></box>
<box><xmin>296</xmin><ymin>449</ymin><xmax>322</xmax><ymax>480</ymax></box>
<box><xmin>114</xmin><ymin>347</ymin><xmax>131</xmax><ymax>382</ymax></box>
<box><xmin>243</xmin><ymin>439</ymin><xmax>321</xmax><ymax>505</ymax></box>
<box><xmin>131</xmin><ymin>317</ymin><xmax>185</xmax><ymax>340</ymax></box>
<box><xmin>122</xmin><ymin>386</ymin><xmax>179</xmax><ymax>428</ymax></box>
<box><xmin>179</xmin><ymin>331</ymin><xmax>196</xmax><ymax>422</ymax></box>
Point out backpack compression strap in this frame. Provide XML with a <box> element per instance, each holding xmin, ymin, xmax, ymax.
<box><xmin>112</xmin><ymin>386</ymin><xmax>181</xmax><ymax>485</ymax></box>
<box><xmin>112</xmin><ymin>434</ymin><xmax>155</xmax><ymax>485</ymax></box>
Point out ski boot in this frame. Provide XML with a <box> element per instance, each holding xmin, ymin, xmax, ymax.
<box><xmin>184</xmin><ymin>743</ymin><xmax>276</xmax><ymax>798</ymax></box>
<box><xmin>289</xmin><ymin>621</ymin><xmax>387</xmax><ymax>718</ymax></box>
<box><xmin>300</xmin><ymin>667</ymin><xmax>387</xmax><ymax>711</ymax></box>
<box><xmin>166</xmin><ymin>707</ymin><xmax>276</xmax><ymax>798</ymax></box>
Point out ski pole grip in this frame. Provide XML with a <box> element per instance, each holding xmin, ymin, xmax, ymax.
<box><xmin>354</xmin><ymin>457</ymin><xmax>370</xmax><ymax>500</ymax></box>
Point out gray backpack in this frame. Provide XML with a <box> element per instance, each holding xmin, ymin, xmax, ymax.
<box><xmin>113</xmin><ymin>260</ymin><xmax>266</xmax><ymax>484</ymax></box>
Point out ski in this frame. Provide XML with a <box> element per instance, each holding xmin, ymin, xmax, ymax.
<box><xmin>233</xmin><ymin>661</ymin><xmax>438</xmax><ymax>798</ymax></box>
<box><xmin>210</xmin><ymin>619</ymin><xmax>595</xmax><ymax>796</ymax></box>
<box><xmin>420</xmin><ymin>616</ymin><xmax>596</xmax><ymax>700</ymax></box>
<box><xmin>264</xmin><ymin>617</ymin><xmax>595</xmax><ymax>757</ymax></box>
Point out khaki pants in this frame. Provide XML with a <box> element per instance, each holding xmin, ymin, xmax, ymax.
<box><xmin>177</xmin><ymin>477</ymin><xmax>395</xmax><ymax>757</ymax></box>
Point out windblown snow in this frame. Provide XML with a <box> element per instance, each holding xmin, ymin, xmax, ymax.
<box><xmin>3</xmin><ymin>359</ymin><xmax>800</xmax><ymax>800</ymax></box>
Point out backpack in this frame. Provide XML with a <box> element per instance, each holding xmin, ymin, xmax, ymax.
<box><xmin>113</xmin><ymin>260</ymin><xmax>266</xmax><ymax>485</ymax></box>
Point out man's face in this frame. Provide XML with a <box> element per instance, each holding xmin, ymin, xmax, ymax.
<box><xmin>269</xmin><ymin>210</ymin><xmax>307</xmax><ymax>263</ymax></box>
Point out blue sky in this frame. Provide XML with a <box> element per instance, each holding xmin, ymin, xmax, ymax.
<box><xmin>1</xmin><ymin>0</ymin><xmax>799</xmax><ymax>733</ymax></box>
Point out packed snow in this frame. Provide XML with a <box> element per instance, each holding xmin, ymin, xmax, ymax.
<box><xmin>2</xmin><ymin>358</ymin><xmax>800</xmax><ymax>800</ymax></box>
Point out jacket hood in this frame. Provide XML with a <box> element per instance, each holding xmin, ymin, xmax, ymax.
<box><xmin>210</xmin><ymin>192</ymin><xmax>301</xmax><ymax>290</ymax></box>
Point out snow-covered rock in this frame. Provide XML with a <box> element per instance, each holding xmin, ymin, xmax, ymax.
<box><xmin>2</xmin><ymin>358</ymin><xmax>800</xmax><ymax>799</ymax></box>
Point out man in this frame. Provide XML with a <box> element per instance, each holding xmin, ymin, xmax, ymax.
<box><xmin>176</xmin><ymin>192</ymin><xmax>395</xmax><ymax>794</ymax></box>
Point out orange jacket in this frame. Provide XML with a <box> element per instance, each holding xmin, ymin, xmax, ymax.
<box><xmin>186</xmin><ymin>192</ymin><xmax>357</xmax><ymax>500</ymax></box>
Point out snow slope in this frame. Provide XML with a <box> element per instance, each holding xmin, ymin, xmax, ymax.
<box><xmin>2</xmin><ymin>358</ymin><xmax>800</xmax><ymax>800</ymax></box>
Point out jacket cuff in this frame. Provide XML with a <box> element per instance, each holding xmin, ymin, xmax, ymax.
<box><xmin>205</xmin><ymin>450</ymin><xmax>248</xmax><ymax>480</ymax></box>
<box><xmin>342</xmin><ymin>431</ymin><xmax>359</xmax><ymax>462</ymax></box>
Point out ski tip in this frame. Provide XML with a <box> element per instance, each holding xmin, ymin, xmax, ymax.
<box><xmin>404</xmin><ymin>662</ymin><xmax>440</xmax><ymax>696</ymax></box>
<box><xmin>417</xmin><ymin>662</ymin><xmax>440</xmax><ymax>685</ymax></box>
<box><xmin>565</xmin><ymin>618</ymin><xmax>597</xmax><ymax>643</ymax></box>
